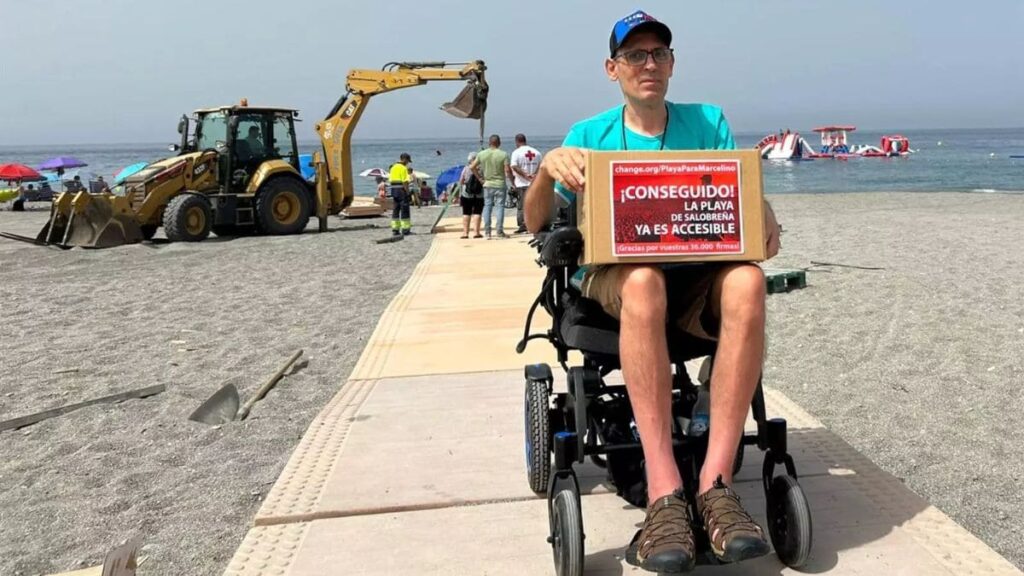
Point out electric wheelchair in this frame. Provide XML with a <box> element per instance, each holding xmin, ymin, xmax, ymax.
<box><xmin>516</xmin><ymin>223</ymin><xmax>813</xmax><ymax>576</ymax></box>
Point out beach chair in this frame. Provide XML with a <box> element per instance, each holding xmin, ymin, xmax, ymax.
<box><xmin>418</xmin><ymin>185</ymin><xmax>435</xmax><ymax>206</ymax></box>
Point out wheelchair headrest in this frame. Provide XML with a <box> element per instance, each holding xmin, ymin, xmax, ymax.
<box><xmin>538</xmin><ymin>227</ymin><xmax>583</xmax><ymax>268</ymax></box>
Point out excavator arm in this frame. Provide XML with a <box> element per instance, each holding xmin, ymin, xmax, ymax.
<box><xmin>313</xmin><ymin>60</ymin><xmax>488</xmax><ymax>230</ymax></box>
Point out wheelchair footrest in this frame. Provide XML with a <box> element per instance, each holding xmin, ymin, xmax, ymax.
<box><xmin>764</xmin><ymin>268</ymin><xmax>807</xmax><ymax>294</ymax></box>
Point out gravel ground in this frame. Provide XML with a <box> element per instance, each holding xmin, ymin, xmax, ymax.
<box><xmin>0</xmin><ymin>204</ymin><xmax>446</xmax><ymax>575</ymax></box>
<box><xmin>762</xmin><ymin>192</ymin><xmax>1024</xmax><ymax>570</ymax></box>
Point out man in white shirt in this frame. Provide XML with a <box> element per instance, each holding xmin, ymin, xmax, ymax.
<box><xmin>509</xmin><ymin>133</ymin><xmax>542</xmax><ymax>233</ymax></box>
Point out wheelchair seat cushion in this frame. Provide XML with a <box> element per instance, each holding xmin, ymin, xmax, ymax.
<box><xmin>560</xmin><ymin>293</ymin><xmax>620</xmax><ymax>356</ymax></box>
<box><xmin>559</xmin><ymin>291</ymin><xmax>718</xmax><ymax>362</ymax></box>
<box><xmin>579</xmin><ymin>263</ymin><xmax>722</xmax><ymax>342</ymax></box>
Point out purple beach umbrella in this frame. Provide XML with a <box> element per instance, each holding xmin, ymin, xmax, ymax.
<box><xmin>37</xmin><ymin>156</ymin><xmax>89</xmax><ymax>172</ymax></box>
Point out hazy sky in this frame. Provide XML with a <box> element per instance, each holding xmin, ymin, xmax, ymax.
<box><xmin>2</xmin><ymin>0</ymin><xmax>1021</xmax><ymax>145</ymax></box>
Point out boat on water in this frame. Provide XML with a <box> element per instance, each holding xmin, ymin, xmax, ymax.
<box><xmin>809</xmin><ymin>126</ymin><xmax>913</xmax><ymax>159</ymax></box>
<box><xmin>755</xmin><ymin>131</ymin><xmax>816</xmax><ymax>161</ymax></box>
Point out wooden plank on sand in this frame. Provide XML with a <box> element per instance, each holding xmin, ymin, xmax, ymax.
<box><xmin>0</xmin><ymin>385</ymin><xmax>166</xmax><ymax>432</ymax></box>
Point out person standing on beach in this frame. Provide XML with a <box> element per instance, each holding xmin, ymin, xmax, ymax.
<box><xmin>407</xmin><ymin>168</ymin><xmax>422</xmax><ymax>208</ymax></box>
<box><xmin>388</xmin><ymin>153</ymin><xmax>413</xmax><ymax>236</ymax></box>
<box><xmin>509</xmin><ymin>133</ymin><xmax>542</xmax><ymax>234</ymax></box>
<box><xmin>524</xmin><ymin>10</ymin><xmax>781</xmax><ymax>574</ymax></box>
<box><xmin>469</xmin><ymin>135</ymin><xmax>512</xmax><ymax>238</ymax></box>
<box><xmin>12</xmin><ymin>182</ymin><xmax>26</xmax><ymax>211</ymax></box>
<box><xmin>459</xmin><ymin>152</ymin><xmax>485</xmax><ymax>238</ymax></box>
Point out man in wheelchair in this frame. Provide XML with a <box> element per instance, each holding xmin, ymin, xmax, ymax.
<box><xmin>524</xmin><ymin>10</ymin><xmax>783</xmax><ymax>574</ymax></box>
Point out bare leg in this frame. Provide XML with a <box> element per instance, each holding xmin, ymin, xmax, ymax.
<box><xmin>617</xmin><ymin>265</ymin><xmax>680</xmax><ymax>501</ymax></box>
<box><xmin>462</xmin><ymin>214</ymin><xmax>471</xmax><ymax>237</ymax></box>
<box><xmin>699</xmin><ymin>264</ymin><xmax>766</xmax><ymax>493</ymax></box>
<box><xmin>471</xmin><ymin>214</ymin><xmax>481</xmax><ymax>236</ymax></box>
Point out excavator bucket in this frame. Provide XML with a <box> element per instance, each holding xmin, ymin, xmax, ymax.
<box><xmin>37</xmin><ymin>192</ymin><xmax>143</xmax><ymax>248</ymax></box>
<box><xmin>441</xmin><ymin>80</ymin><xmax>488</xmax><ymax>119</ymax></box>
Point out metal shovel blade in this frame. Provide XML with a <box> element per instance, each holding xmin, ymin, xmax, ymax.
<box><xmin>188</xmin><ymin>384</ymin><xmax>240</xmax><ymax>425</ymax></box>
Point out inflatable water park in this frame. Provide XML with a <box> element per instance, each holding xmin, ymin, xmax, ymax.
<box><xmin>756</xmin><ymin>126</ymin><xmax>914</xmax><ymax>160</ymax></box>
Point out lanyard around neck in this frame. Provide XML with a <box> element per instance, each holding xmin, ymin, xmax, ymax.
<box><xmin>621</xmin><ymin>104</ymin><xmax>669</xmax><ymax>151</ymax></box>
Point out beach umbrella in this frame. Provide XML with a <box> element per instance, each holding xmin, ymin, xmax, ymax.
<box><xmin>0</xmin><ymin>163</ymin><xmax>43</xmax><ymax>181</ymax></box>
<box><xmin>358</xmin><ymin>167</ymin><xmax>389</xmax><ymax>179</ymax></box>
<box><xmin>114</xmin><ymin>162</ymin><xmax>149</xmax><ymax>184</ymax></box>
<box><xmin>37</xmin><ymin>156</ymin><xmax>88</xmax><ymax>172</ymax></box>
<box><xmin>435</xmin><ymin>164</ymin><xmax>464</xmax><ymax>195</ymax></box>
<box><xmin>412</xmin><ymin>170</ymin><xmax>431</xmax><ymax>180</ymax></box>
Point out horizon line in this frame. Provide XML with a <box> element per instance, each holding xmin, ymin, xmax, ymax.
<box><xmin>2</xmin><ymin>126</ymin><xmax>1022</xmax><ymax>149</ymax></box>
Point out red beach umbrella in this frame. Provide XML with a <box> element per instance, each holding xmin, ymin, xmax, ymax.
<box><xmin>0</xmin><ymin>163</ymin><xmax>43</xmax><ymax>181</ymax></box>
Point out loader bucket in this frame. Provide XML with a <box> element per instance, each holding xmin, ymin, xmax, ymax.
<box><xmin>37</xmin><ymin>192</ymin><xmax>143</xmax><ymax>248</ymax></box>
<box><xmin>441</xmin><ymin>80</ymin><xmax>488</xmax><ymax>119</ymax></box>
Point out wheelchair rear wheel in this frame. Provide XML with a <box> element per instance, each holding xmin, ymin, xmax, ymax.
<box><xmin>525</xmin><ymin>378</ymin><xmax>552</xmax><ymax>493</ymax></box>
<box><xmin>550</xmin><ymin>485</ymin><xmax>584</xmax><ymax>576</ymax></box>
<box><xmin>766</xmin><ymin>474</ymin><xmax>812</xmax><ymax>568</ymax></box>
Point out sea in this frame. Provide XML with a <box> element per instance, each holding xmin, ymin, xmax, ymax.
<box><xmin>2</xmin><ymin>127</ymin><xmax>1022</xmax><ymax>197</ymax></box>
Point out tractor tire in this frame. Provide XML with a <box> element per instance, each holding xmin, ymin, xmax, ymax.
<box><xmin>255</xmin><ymin>178</ymin><xmax>310</xmax><ymax>235</ymax></box>
<box><xmin>163</xmin><ymin>194</ymin><xmax>212</xmax><ymax>242</ymax></box>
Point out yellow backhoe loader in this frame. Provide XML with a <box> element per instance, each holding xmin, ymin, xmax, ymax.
<box><xmin>34</xmin><ymin>61</ymin><xmax>487</xmax><ymax>248</ymax></box>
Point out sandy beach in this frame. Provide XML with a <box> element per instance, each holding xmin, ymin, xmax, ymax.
<box><xmin>764</xmin><ymin>192</ymin><xmax>1024</xmax><ymax>569</ymax></box>
<box><xmin>0</xmin><ymin>205</ymin><xmax>446</xmax><ymax>575</ymax></box>
<box><xmin>1</xmin><ymin>191</ymin><xmax>1023</xmax><ymax>574</ymax></box>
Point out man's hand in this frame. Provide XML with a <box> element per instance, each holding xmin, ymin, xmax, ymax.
<box><xmin>764</xmin><ymin>201</ymin><xmax>781</xmax><ymax>259</ymax></box>
<box><xmin>540</xmin><ymin>147</ymin><xmax>587</xmax><ymax>195</ymax></box>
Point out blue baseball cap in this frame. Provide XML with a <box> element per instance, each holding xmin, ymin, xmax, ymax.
<box><xmin>609</xmin><ymin>10</ymin><xmax>672</xmax><ymax>56</ymax></box>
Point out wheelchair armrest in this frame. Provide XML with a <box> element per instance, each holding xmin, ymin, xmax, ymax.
<box><xmin>528</xmin><ymin>232</ymin><xmax>547</xmax><ymax>251</ymax></box>
<box><xmin>538</xmin><ymin>227</ymin><xmax>583</xmax><ymax>268</ymax></box>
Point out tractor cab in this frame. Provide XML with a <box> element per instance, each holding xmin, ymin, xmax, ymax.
<box><xmin>191</xmin><ymin>104</ymin><xmax>302</xmax><ymax>193</ymax></box>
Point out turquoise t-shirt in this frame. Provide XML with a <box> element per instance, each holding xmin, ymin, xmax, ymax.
<box><xmin>555</xmin><ymin>102</ymin><xmax>736</xmax><ymax>204</ymax></box>
<box><xmin>556</xmin><ymin>102</ymin><xmax>736</xmax><ymax>286</ymax></box>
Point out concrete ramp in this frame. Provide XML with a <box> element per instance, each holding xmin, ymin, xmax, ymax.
<box><xmin>224</xmin><ymin>217</ymin><xmax>1022</xmax><ymax>575</ymax></box>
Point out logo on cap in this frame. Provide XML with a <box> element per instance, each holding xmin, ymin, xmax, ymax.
<box><xmin>623</xmin><ymin>10</ymin><xmax>655</xmax><ymax>24</ymax></box>
<box><xmin>610</xmin><ymin>10</ymin><xmax>671</xmax><ymax>56</ymax></box>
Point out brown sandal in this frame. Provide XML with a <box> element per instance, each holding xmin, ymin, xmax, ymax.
<box><xmin>625</xmin><ymin>489</ymin><xmax>695</xmax><ymax>573</ymax></box>
<box><xmin>696</xmin><ymin>476</ymin><xmax>770</xmax><ymax>563</ymax></box>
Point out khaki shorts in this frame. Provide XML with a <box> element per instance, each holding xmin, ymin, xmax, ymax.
<box><xmin>580</xmin><ymin>264</ymin><xmax>721</xmax><ymax>341</ymax></box>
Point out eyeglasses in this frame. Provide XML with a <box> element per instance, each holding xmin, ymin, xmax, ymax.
<box><xmin>614</xmin><ymin>47</ymin><xmax>674</xmax><ymax>67</ymax></box>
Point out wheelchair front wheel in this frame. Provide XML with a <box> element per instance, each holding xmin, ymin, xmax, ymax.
<box><xmin>525</xmin><ymin>378</ymin><xmax>552</xmax><ymax>493</ymax></box>
<box><xmin>766</xmin><ymin>474</ymin><xmax>812</xmax><ymax>568</ymax></box>
<box><xmin>550</xmin><ymin>485</ymin><xmax>584</xmax><ymax>576</ymax></box>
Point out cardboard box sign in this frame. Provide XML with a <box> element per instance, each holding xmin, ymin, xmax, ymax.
<box><xmin>578</xmin><ymin>149</ymin><xmax>766</xmax><ymax>265</ymax></box>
